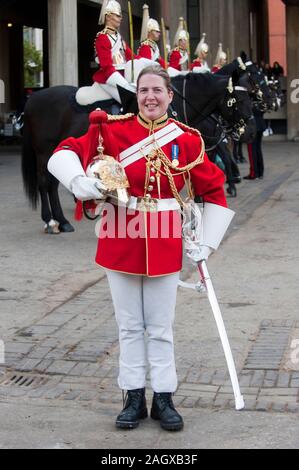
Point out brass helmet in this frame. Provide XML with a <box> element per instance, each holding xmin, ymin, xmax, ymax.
<box><xmin>98</xmin><ymin>0</ymin><xmax>122</xmax><ymax>25</ymax></box>
<box><xmin>195</xmin><ymin>33</ymin><xmax>209</xmax><ymax>57</ymax></box>
<box><xmin>86</xmin><ymin>135</ymin><xmax>130</xmax><ymax>204</ymax></box>
<box><xmin>173</xmin><ymin>17</ymin><xmax>189</xmax><ymax>47</ymax></box>
<box><xmin>215</xmin><ymin>43</ymin><xmax>227</xmax><ymax>65</ymax></box>
<box><xmin>140</xmin><ymin>4</ymin><xmax>161</xmax><ymax>42</ymax></box>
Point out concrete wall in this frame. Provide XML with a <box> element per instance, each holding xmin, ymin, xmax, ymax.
<box><xmin>199</xmin><ymin>0</ymin><xmax>251</xmax><ymax>68</ymax></box>
<box><xmin>285</xmin><ymin>3</ymin><xmax>299</xmax><ymax>139</ymax></box>
<box><xmin>0</xmin><ymin>24</ymin><xmax>10</xmax><ymax>117</ymax></box>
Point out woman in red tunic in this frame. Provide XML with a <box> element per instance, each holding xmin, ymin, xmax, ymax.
<box><xmin>48</xmin><ymin>65</ymin><xmax>234</xmax><ymax>432</ymax></box>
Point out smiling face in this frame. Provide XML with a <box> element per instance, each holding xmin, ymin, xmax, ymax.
<box><xmin>137</xmin><ymin>74</ymin><xmax>174</xmax><ymax>121</ymax></box>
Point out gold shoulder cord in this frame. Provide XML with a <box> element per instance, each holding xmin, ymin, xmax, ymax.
<box><xmin>107</xmin><ymin>113</ymin><xmax>135</xmax><ymax>122</ymax></box>
<box><xmin>141</xmin><ymin>126</ymin><xmax>205</xmax><ymax>207</ymax></box>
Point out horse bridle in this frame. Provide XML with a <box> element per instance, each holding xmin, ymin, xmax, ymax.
<box><xmin>172</xmin><ymin>76</ymin><xmax>250</xmax><ymax>140</ymax></box>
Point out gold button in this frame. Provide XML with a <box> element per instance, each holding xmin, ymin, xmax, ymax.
<box><xmin>149</xmin><ymin>176</ymin><xmax>155</xmax><ymax>183</ymax></box>
<box><xmin>145</xmin><ymin>194</ymin><xmax>152</xmax><ymax>198</ymax></box>
<box><xmin>148</xmin><ymin>185</ymin><xmax>154</xmax><ymax>191</ymax></box>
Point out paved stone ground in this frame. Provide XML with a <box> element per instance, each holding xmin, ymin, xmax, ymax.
<box><xmin>0</xmin><ymin>142</ymin><xmax>299</xmax><ymax>448</ymax></box>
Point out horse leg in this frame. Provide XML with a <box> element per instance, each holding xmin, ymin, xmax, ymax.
<box><xmin>216</xmin><ymin>143</ymin><xmax>237</xmax><ymax>198</ymax></box>
<box><xmin>39</xmin><ymin>184</ymin><xmax>60</xmax><ymax>234</ymax></box>
<box><xmin>48</xmin><ymin>176</ymin><xmax>75</xmax><ymax>232</ymax></box>
<box><xmin>37</xmin><ymin>160</ymin><xmax>60</xmax><ymax>234</ymax></box>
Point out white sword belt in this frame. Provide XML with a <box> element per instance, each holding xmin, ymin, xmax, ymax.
<box><xmin>106</xmin><ymin>196</ymin><xmax>181</xmax><ymax>213</ymax></box>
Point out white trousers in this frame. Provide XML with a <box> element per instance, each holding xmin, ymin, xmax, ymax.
<box><xmin>105</xmin><ymin>269</ymin><xmax>180</xmax><ymax>392</ymax></box>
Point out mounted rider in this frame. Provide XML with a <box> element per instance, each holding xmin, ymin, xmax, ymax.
<box><xmin>168</xmin><ymin>18</ymin><xmax>190</xmax><ymax>77</ymax></box>
<box><xmin>137</xmin><ymin>4</ymin><xmax>167</xmax><ymax>69</ymax></box>
<box><xmin>76</xmin><ymin>0</ymin><xmax>136</xmax><ymax>105</ymax></box>
<box><xmin>212</xmin><ymin>43</ymin><xmax>227</xmax><ymax>73</ymax></box>
<box><xmin>190</xmin><ymin>33</ymin><xmax>210</xmax><ymax>73</ymax></box>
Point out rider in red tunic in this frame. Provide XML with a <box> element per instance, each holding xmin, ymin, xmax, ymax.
<box><xmin>137</xmin><ymin>4</ymin><xmax>167</xmax><ymax>69</ymax></box>
<box><xmin>168</xmin><ymin>18</ymin><xmax>190</xmax><ymax>76</ymax></box>
<box><xmin>211</xmin><ymin>43</ymin><xmax>228</xmax><ymax>73</ymax></box>
<box><xmin>190</xmin><ymin>33</ymin><xmax>210</xmax><ymax>73</ymax></box>
<box><xmin>76</xmin><ymin>0</ymin><xmax>136</xmax><ymax>105</ymax></box>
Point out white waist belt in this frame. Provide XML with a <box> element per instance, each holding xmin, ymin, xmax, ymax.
<box><xmin>108</xmin><ymin>196</ymin><xmax>180</xmax><ymax>212</ymax></box>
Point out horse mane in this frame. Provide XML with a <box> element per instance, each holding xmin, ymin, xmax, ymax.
<box><xmin>171</xmin><ymin>73</ymin><xmax>231</xmax><ymax>125</ymax></box>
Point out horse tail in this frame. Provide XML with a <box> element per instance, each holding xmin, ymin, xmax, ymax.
<box><xmin>21</xmin><ymin>105</ymin><xmax>38</xmax><ymax>209</ymax></box>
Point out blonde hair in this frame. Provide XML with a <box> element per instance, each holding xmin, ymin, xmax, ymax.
<box><xmin>137</xmin><ymin>65</ymin><xmax>171</xmax><ymax>91</ymax></box>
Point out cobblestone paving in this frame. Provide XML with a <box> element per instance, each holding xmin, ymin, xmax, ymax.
<box><xmin>0</xmin><ymin>277</ymin><xmax>298</xmax><ymax>413</ymax></box>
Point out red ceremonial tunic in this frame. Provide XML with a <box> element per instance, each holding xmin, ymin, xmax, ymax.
<box><xmin>168</xmin><ymin>48</ymin><xmax>189</xmax><ymax>71</ymax></box>
<box><xmin>190</xmin><ymin>58</ymin><xmax>203</xmax><ymax>71</ymax></box>
<box><xmin>212</xmin><ymin>65</ymin><xmax>221</xmax><ymax>73</ymax></box>
<box><xmin>93</xmin><ymin>27</ymin><xmax>134</xmax><ymax>84</ymax></box>
<box><xmin>137</xmin><ymin>40</ymin><xmax>167</xmax><ymax>69</ymax></box>
<box><xmin>54</xmin><ymin>112</ymin><xmax>227</xmax><ymax>277</ymax></box>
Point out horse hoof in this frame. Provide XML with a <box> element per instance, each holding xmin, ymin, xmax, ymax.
<box><xmin>59</xmin><ymin>223</ymin><xmax>75</xmax><ymax>233</ymax></box>
<box><xmin>227</xmin><ymin>186</ymin><xmax>237</xmax><ymax>197</ymax></box>
<box><xmin>44</xmin><ymin>219</ymin><xmax>60</xmax><ymax>234</ymax></box>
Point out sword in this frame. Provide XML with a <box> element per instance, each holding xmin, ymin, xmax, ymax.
<box><xmin>198</xmin><ymin>260</ymin><xmax>245</xmax><ymax>410</ymax></box>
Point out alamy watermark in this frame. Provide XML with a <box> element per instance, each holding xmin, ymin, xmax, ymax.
<box><xmin>290</xmin><ymin>339</ymin><xmax>299</xmax><ymax>366</ymax></box>
<box><xmin>290</xmin><ymin>79</ymin><xmax>299</xmax><ymax>104</ymax></box>
<box><xmin>0</xmin><ymin>340</ymin><xmax>5</xmax><ymax>364</ymax></box>
<box><xmin>0</xmin><ymin>79</ymin><xmax>5</xmax><ymax>104</ymax></box>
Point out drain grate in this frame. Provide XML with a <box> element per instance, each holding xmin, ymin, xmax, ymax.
<box><xmin>0</xmin><ymin>373</ymin><xmax>49</xmax><ymax>389</ymax></box>
<box><xmin>244</xmin><ymin>322</ymin><xmax>293</xmax><ymax>370</ymax></box>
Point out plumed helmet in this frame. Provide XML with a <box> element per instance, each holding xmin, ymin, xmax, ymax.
<box><xmin>173</xmin><ymin>17</ymin><xmax>189</xmax><ymax>47</ymax></box>
<box><xmin>215</xmin><ymin>43</ymin><xmax>227</xmax><ymax>64</ymax></box>
<box><xmin>98</xmin><ymin>0</ymin><xmax>122</xmax><ymax>25</ymax></box>
<box><xmin>140</xmin><ymin>4</ymin><xmax>160</xmax><ymax>42</ymax></box>
<box><xmin>195</xmin><ymin>33</ymin><xmax>209</xmax><ymax>56</ymax></box>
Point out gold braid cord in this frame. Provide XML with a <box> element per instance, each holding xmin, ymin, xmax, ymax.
<box><xmin>143</xmin><ymin>123</ymin><xmax>206</xmax><ymax>207</ymax></box>
<box><xmin>107</xmin><ymin>113</ymin><xmax>135</xmax><ymax>122</ymax></box>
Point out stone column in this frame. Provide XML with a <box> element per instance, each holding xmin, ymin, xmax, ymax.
<box><xmin>285</xmin><ymin>2</ymin><xmax>299</xmax><ymax>140</ymax></box>
<box><xmin>48</xmin><ymin>0</ymin><xmax>78</xmax><ymax>86</ymax></box>
<box><xmin>0</xmin><ymin>23</ymin><xmax>10</xmax><ymax>115</ymax></box>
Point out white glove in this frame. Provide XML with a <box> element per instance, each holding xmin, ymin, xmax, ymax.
<box><xmin>70</xmin><ymin>175</ymin><xmax>107</xmax><ymax>201</ymax></box>
<box><xmin>186</xmin><ymin>244</ymin><xmax>214</xmax><ymax>265</ymax></box>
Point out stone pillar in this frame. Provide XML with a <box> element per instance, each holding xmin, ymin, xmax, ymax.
<box><xmin>48</xmin><ymin>0</ymin><xmax>78</xmax><ymax>86</ymax></box>
<box><xmin>0</xmin><ymin>23</ymin><xmax>10</xmax><ymax>116</ymax></box>
<box><xmin>285</xmin><ymin>3</ymin><xmax>299</xmax><ymax>140</ymax></box>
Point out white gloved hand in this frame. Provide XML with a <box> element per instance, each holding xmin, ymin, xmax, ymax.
<box><xmin>186</xmin><ymin>244</ymin><xmax>214</xmax><ymax>265</ymax></box>
<box><xmin>70</xmin><ymin>175</ymin><xmax>107</xmax><ymax>201</ymax></box>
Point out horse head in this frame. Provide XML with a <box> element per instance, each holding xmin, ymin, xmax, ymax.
<box><xmin>216</xmin><ymin>76</ymin><xmax>256</xmax><ymax>143</ymax></box>
<box><xmin>239</xmin><ymin>52</ymin><xmax>275</xmax><ymax>112</ymax></box>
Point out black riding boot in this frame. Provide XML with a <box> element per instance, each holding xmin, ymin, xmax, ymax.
<box><xmin>115</xmin><ymin>388</ymin><xmax>148</xmax><ymax>429</ymax></box>
<box><xmin>151</xmin><ymin>392</ymin><xmax>184</xmax><ymax>431</ymax></box>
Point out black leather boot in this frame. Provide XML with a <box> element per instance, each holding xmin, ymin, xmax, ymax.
<box><xmin>115</xmin><ymin>388</ymin><xmax>148</xmax><ymax>429</ymax></box>
<box><xmin>151</xmin><ymin>392</ymin><xmax>184</xmax><ymax>431</ymax></box>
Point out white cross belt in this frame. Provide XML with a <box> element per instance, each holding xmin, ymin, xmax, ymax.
<box><xmin>119</xmin><ymin>122</ymin><xmax>184</xmax><ymax>169</ymax></box>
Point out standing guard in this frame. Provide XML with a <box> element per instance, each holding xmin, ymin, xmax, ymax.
<box><xmin>168</xmin><ymin>18</ymin><xmax>190</xmax><ymax>76</ymax></box>
<box><xmin>212</xmin><ymin>43</ymin><xmax>227</xmax><ymax>73</ymax></box>
<box><xmin>137</xmin><ymin>4</ymin><xmax>167</xmax><ymax>69</ymax></box>
<box><xmin>191</xmin><ymin>33</ymin><xmax>210</xmax><ymax>73</ymax></box>
<box><xmin>76</xmin><ymin>0</ymin><xmax>136</xmax><ymax>105</ymax></box>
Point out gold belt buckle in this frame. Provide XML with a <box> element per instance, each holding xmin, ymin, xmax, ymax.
<box><xmin>136</xmin><ymin>196</ymin><xmax>158</xmax><ymax>213</ymax></box>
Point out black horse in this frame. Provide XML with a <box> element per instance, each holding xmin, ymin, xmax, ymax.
<box><xmin>22</xmin><ymin>72</ymin><xmax>254</xmax><ymax>233</ymax></box>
